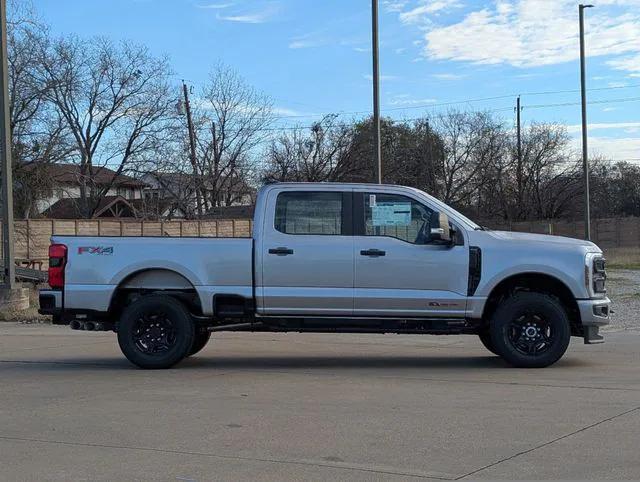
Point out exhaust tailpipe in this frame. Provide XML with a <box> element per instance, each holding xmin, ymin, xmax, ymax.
<box><xmin>84</xmin><ymin>321</ymin><xmax>96</xmax><ymax>331</ymax></box>
<box><xmin>70</xmin><ymin>320</ymin><xmax>82</xmax><ymax>330</ymax></box>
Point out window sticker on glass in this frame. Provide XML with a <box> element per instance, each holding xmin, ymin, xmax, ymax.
<box><xmin>369</xmin><ymin>194</ymin><xmax>377</xmax><ymax>207</ymax></box>
<box><xmin>371</xmin><ymin>202</ymin><xmax>412</xmax><ymax>226</ymax></box>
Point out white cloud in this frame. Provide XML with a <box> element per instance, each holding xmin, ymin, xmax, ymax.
<box><xmin>399</xmin><ymin>1</ymin><xmax>463</xmax><ymax>24</ymax></box>
<box><xmin>580</xmin><ymin>136</ymin><xmax>640</xmax><ymax>160</ymax></box>
<box><xmin>289</xmin><ymin>38</ymin><xmax>325</xmax><ymax>49</ymax></box>
<box><xmin>607</xmin><ymin>54</ymin><xmax>640</xmax><ymax>74</ymax></box>
<box><xmin>566</xmin><ymin>122</ymin><xmax>640</xmax><ymax>134</ymax></box>
<box><xmin>363</xmin><ymin>74</ymin><xmax>400</xmax><ymax>81</ymax></box>
<box><xmin>197</xmin><ymin>2</ymin><xmax>234</xmax><ymax>9</ymax></box>
<box><xmin>432</xmin><ymin>73</ymin><xmax>465</xmax><ymax>80</ymax></box>
<box><xmin>272</xmin><ymin>106</ymin><xmax>313</xmax><ymax>117</ymax></box>
<box><xmin>215</xmin><ymin>2</ymin><xmax>280</xmax><ymax>24</ymax></box>
<box><xmin>396</xmin><ymin>1</ymin><xmax>640</xmax><ymax>70</ymax></box>
<box><xmin>383</xmin><ymin>1</ymin><xmax>409</xmax><ymax>13</ymax></box>
<box><xmin>387</xmin><ymin>96</ymin><xmax>437</xmax><ymax>106</ymax></box>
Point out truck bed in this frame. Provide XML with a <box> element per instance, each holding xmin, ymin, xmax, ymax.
<box><xmin>53</xmin><ymin>235</ymin><xmax>253</xmax><ymax>316</ymax></box>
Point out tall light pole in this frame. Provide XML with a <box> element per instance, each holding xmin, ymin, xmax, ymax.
<box><xmin>371</xmin><ymin>0</ymin><xmax>382</xmax><ymax>184</ymax></box>
<box><xmin>579</xmin><ymin>4</ymin><xmax>593</xmax><ymax>241</ymax></box>
<box><xmin>0</xmin><ymin>0</ymin><xmax>15</xmax><ymax>288</ymax></box>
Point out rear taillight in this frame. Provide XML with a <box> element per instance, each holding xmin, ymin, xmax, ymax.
<box><xmin>48</xmin><ymin>243</ymin><xmax>67</xmax><ymax>290</ymax></box>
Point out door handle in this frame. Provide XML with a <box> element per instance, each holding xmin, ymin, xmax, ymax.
<box><xmin>269</xmin><ymin>247</ymin><xmax>294</xmax><ymax>256</ymax></box>
<box><xmin>360</xmin><ymin>249</ymin><xmax>386</xmax><ymax>257</ymax></box>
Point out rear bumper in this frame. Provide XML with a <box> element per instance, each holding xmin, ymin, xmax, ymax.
<box><xmin>38</xmin><ymin>290</ymin><xmax>66</xmax><ymax>324</ymax></box>
<box><xmin>577</xmin><ymin>297</ymin><xmax>611</xmax><ymax>344</ymax></box>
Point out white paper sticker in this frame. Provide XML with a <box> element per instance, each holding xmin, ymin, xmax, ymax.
<box><xmin>369</xmin><ymin>194</ymin><xmax>377</xmax><ymax>207</ymax></box>
<box><xmin>371</xmin><ymin>202</ymin><xmax>412</xmax><ymax>226</ymax></box>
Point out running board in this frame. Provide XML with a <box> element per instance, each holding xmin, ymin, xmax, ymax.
<box><xmin>206</xmin><ymin>318</ymin><xmax>479</xmax><ymax>335</ymax></box>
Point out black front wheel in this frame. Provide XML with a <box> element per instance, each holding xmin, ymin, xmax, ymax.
<box><xmin>490</xmin><ymin>292</ymin><xmax>571</xmax><ymax>368</ymax></box>
<box><xmin>117</xmin><ymin>295</ymin><xmax>195</xmax><ymax>369</ymax></box>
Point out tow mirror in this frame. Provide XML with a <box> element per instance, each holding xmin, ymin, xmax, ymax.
<box><xmin>430</xmin><ymin>211</ymin><xmax>454</xmax><ymax>245</ymax></box>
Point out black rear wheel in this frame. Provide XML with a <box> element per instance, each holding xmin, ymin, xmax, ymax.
<box><xmin>478</xmin><ymin>330</ymin><xmax>499</xmax><ymax>355</ymax></box>
<box><xmin>490</xmin><ymin>292</ymin><xmax>570</xmax><ymax>368</ymax></box>
<box><xmin>117</xmin><ymin>295</ymin><xmax>195</xmax><ymax>369</ymax></box>
<box><xmin>188</xmin><ymin>331</ymin><xmax>211</xmax><ymax>357</ymax></box>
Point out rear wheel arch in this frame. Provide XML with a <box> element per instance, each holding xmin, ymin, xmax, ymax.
<box><xmin>482</xmin><ymin>272</ymin><xmax>582</xmax><ymax>336</ymax></box>
<box><xmin>108</xmin><ymin>269</ymin><xmax>203</xmax><ymax>319</ymax></box>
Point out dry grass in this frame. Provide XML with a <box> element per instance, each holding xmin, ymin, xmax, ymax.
<box><xmin>603</xmin><ymin>247</ymin><xmax>640</xmax><ymax>270</ymax></box>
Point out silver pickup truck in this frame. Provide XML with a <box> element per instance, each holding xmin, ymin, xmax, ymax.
<box><xmin>39</xmin><ymin>182</ymin><xmax>610</xmax><ymax>369</ymax></box>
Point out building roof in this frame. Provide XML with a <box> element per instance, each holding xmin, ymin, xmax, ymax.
<box><xmin>26</xmin><ymin>163</ymin><xmax>147</xmax><ymax>188</ymax></box>
<box><xmin>128</xmin><ymin>197</ymin><xmax>187</xmax><ymax>219</ymax></box>
<box><xmin>41</xmin><ymin>196</ymin><xmax>138</xmax><ymax>219</ymax></box>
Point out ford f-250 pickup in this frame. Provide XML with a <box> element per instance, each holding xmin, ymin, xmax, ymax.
<box><xmin>39</xmin><ymin>182</ymin><xmax>610</xmax><ymax>369</ymax></box>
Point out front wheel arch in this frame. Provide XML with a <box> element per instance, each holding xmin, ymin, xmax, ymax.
<box><xmin>482</xmin><ymin>272</ymin><xmax>582</xmax><ymax>336</ymax></box>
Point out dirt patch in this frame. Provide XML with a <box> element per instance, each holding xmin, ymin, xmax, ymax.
<box><xmin>606</xmin><ymin>269</ymin><xmax>640</xmax><ymax>331</ymax></box>
<box><xmin>0</xmin><ymin>284</ymin><xmax>50</xmax><ymax>323</ymax></box>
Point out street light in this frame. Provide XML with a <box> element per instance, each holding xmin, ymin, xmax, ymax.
<box><xmin>371</xmin><ymin>0</ymin><xmax>382</xmax><ymax>184</ymax></box>
<box><xmin>579</xmin><ymin>4</ymin><xmax>593</xmax><ymax>241</ymax></box>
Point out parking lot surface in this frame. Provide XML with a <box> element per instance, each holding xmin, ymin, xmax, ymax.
<box><xmin>1</xmin><ymin>323</ymin><xmax>639</xmax><ymax>481</ymax></box>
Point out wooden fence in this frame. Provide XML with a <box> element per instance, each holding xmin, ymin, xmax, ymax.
<box><xmin>2</xmin><ymin>218</ymin><xmax>253</xmax><ymax>263</ymax></box>
<box><xmin>486</xmin><ymin>217</ymin><xmax>640</xmax><ymax>250</ymax></box>
<box><xmin>2</xmin><ymin>215</ymin><xmax>639</xmax><ymax>264</ymax></box>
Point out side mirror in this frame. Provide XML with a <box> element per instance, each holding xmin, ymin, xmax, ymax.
<box><xmin>430</xmin><ymin>211</ymin><xmax>454</xmax><ymax>245</ymax></box>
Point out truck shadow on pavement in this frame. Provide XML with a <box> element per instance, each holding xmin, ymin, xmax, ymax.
<box><xmin>0</xmin><ymin>354</ymin><xmax>591</xmax><ymax>373</ymax></box>
<box><xmin>183</xmin><ymin>354</ymin><xmax>509</xmax><ymax>370</ymax></box>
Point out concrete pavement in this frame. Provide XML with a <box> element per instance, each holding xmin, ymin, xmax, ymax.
<box><xmin>1</xmin><ymin>323</ymin><xmax>639</xmax><ymax>481</ymax></box>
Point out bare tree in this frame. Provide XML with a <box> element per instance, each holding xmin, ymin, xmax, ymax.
<box><xmin>6</xmin><ymin>3</ymin><xmax>73</xmax><ymax>218</ymax></box>
<box><xmin>432</xmin><ymin>110</ymin><xmax>505</xmax><ymax>208</ymax></box>
<box><xmin>188</xmin><ymin>64</ymin><xmax>272</xmax><ymax>212</ymax></box>
<box><xmin>264</xmin><ymin>115</ymin><xmax>365</xmax><ymax>183</ymax></box>
<box><xmin>36</xmin><ymin>36</ymin><xmax>175</xmax><ymax>217</ymax></box>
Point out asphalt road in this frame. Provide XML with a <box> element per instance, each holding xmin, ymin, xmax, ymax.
<box><xmin>1</xmin><ymin>323</ymin><xmax>639</xmax><ymax>481</ymax></box>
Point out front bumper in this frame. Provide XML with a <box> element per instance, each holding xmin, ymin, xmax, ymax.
<box><xmin>577</xmin><ymin>297</ymin><xmax>611</xmax><ymax>344</ymax></box>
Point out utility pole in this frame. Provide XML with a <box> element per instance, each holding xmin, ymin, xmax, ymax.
<box><xmin>515</xmin><ymin>96</ymin><xmax>523</xmax><ymax>209</ymax></box>
<box><xmin>0</xmin><ymin>0</ymin><xmax>15</xmax><ymax>289</ymax></box>
<box><xmin>371</xmin><ymin>0</ymin><xmax>382</xmax><ymax>184</ymax></box>
<box><xmin>579</xmin><ymin>4</ymin><xmax>593</xmax><ymax>240</ymax></box>
<box><xmin>182</xmin><ymin>81</ymin><xmax>203</xmax><ymax>216</ymax></box>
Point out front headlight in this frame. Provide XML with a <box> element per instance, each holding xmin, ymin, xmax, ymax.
<box><xmin>585</xmin><ymin>253</ymin><xmax>607</xmax><ymax>297</ymax></box>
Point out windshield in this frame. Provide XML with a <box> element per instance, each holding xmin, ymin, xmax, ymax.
<box><xmin>411</xmin><ymin>188</ymin><xmax>481</xmax><ymax>231</ymax></box>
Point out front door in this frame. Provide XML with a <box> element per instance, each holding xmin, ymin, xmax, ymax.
<box><xmin>259</xmin><ymin>189</ymin><xmax>354</xmax><ymax>316</ymax></box>
<box><xmin>353</xmin><ymin>191</ymin><xmax>469</xmax><ymax>317</ymax></box>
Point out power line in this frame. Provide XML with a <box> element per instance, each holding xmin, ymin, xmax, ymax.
<box><xmin>177</xmin><ymin>76</ymin><xmax>640</xmax><ymax>122</ymax></box>
<box><xmin>526</xmin><ymin>96</ymin><xmax>640</xmax><ymax>109</ymax></box>
<box><xmin>254</xmin><ymin>96</ymin><xmax>640</xmax><ymax>132</ymax></box>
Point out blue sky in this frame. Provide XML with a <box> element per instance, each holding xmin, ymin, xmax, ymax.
<box><xmin>34</xmin><ymin>0</ymin><xmax>640</xmax><ymax>161</ymax></box>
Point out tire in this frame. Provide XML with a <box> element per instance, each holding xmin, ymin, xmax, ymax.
<box><xmin>478</xmin><ymin>330</ymin><xmax>499</xmax><ymax>355</ymax></box>
<box><xmin>188</xmin><ymin>331</ymin><xmax>211</xmax><ymax>357</ymax></box>
<box><xmin>117</xmin><ymin>295</ymin><xmax>195</xmax><ymax>369</ymax></box>
<box><xmin>490</xmin><ymin>292</ymin><xmax>571</xmax><ymax>368</ymax></box>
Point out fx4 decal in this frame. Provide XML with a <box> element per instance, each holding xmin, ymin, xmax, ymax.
<box><xmin>78</xmin><ymin>246</ymin><xmax>114</xmax><ymax>255</ymax></box>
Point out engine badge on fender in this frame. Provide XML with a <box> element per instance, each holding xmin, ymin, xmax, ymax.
<box><xmin>78</xmin><ymin>246</ymin><xmax>113</xmax><ymax>255</ymax></box>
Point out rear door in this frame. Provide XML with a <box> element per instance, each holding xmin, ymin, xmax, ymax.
<box><xmin>258</xmin><ymin>189</ymin><xmax>354</xmax><ymax>316</ymax></box>
<box><xmin>353</xmin><ymin>190</ymin><xmax>469</xmax><ymax>317</ymax></box>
